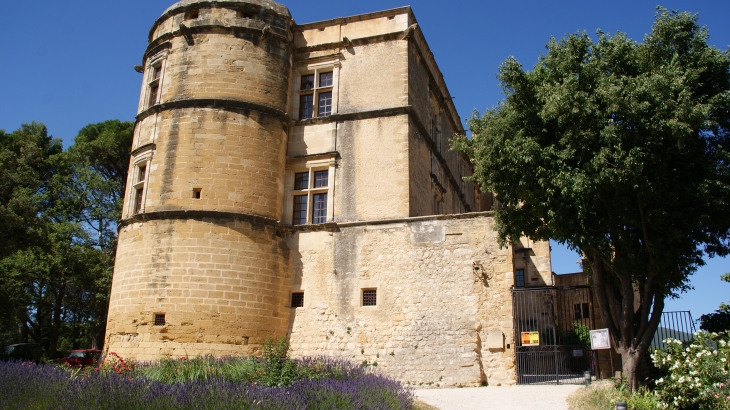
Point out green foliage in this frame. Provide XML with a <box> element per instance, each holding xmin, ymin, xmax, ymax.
<box><xmin>567</xmin><ymin>382</ymin><xmax>660</xmax><ymax>410</ymax></box>
<box><xmin>454</xmin><ymin>7</ymin><xmax>730</xmax><ymax>389</ymax></box>
<box><xmin>652</xmin><ymin>331</ymin><xmax>730</xmax><ymax>409</ymax></box>
<box><xmin>0</xmin><ymin>120</ymin><xmax>132</xmax><ymax>354</ymax></box>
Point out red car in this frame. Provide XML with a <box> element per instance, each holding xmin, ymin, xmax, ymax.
<box><xmin>65</xmin><ymin>350</ymin><xmax>102</xmax><ymax>367</ymax></box>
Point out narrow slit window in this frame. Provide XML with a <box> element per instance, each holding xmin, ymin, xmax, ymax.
<box><xmin>312</xmin><ymin>193</ymin><xmax>327</xmax><ymax>224</ymax></box>
<box><xmin>138</xmin><ymin>166</ymin><xmax>147</xmax><ymax>182</ymax></box>
<box><xmin>293</xmin><ymin>195</ymin><xmax>307</xmax><ymax>225</ymax></box>
<box><xmin>363</xmin><ymin>289</ymin><xmax>377</xmax><ymax>306</ymax></box>
<box><xmin>134</xmin><ymin>188</ymin><xmax>144</xmax><ymax>214</ymax></box>
<box><xmin>153</xmin><ymin>65</ymin><xmax>162</xmax><ymax>80</ymax></box>
<box><xmin>515</xmin><ymin>269</ymin><xmax>525</xmax><ymax>287</ymax></box>
<box><xmin>582</xmin><ymin>303</ymin><xmax>590</xmax><ymax>319</ymax></box>
<box><xmin>291</xmin><ymin>292</ymin><xmax>304</xmax><ymax>308</ymax></box>
<box><xmin>154</xmin><ymin>314</ymin><xmax>166</xmax><ymax>326</ymax></box>
<box><xmin>148</xmin><ymin>84</ymin><xmax>159</xmax><ymax>106</ymax></box>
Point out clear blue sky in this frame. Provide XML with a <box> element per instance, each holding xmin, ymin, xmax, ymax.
<box><xmin>1</xmin><ymin>0</ymin><xmax>728</xmax><ymax>318</ymax></box>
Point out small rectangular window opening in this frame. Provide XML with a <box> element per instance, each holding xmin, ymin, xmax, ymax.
<box><xmin>154</xmin><ymin>314</ymin><xmax>166</xmax><ymax>326</ymax></box>
<box><xmin>363</xmin><ymin>289</ymin><xmax>377</xmax><ymax>306</ymax></box>
<box><xmin>515</xmin><ymin>269</ymin><xmax>525</xmax><ymax>287</ymax></box>
<box><xmin>185</xmin><ymin>10</ymin><xmax>199</xmax><ymax>20</ymax></box>
<box><xmin>293</xmin><ymin>195</ymin><xmax>307</xmax><ymax>225</ymax></box>
<box><xmin>314</xmin><ymin>170</ymin><xmax>328</xmax><ymax>188</ymax></box>
<box><xmin>300</xmin><ymin>75</ymin><xmax>315</xmax><ymax>90</ymax></box>
<box><xmin>291</xmin><ymin>292</ymin><xmax>304</xmax><ymax>308</ymax></box>
<box><xmin>299</xmin><ymin>94</ymin><xmax>314</xmax><ymax>119</ymax></box>
<box><xmin>582</xmin><ymin>303</ymin><xmax>590</xmax><ymax>319</ymax></box>
<box><xmin>318</xmin><ymin>92</ymin><xmax>332</xmax><ymax>117</ymax></box>
<box><xmin>319</xmin><ymin>72</ymin><xmax>333</xmax><ymax>87</ymax></box>
<box><xmin>138</xmin><ymin>166</ymin><xmax>147</xmax><ymax>182</ymax></box>
<box><xmin>149</xmin><ymin>84</ymin><xmax>159</xmax><ymax>106</ymax></box>
<box><xmin>193</xmin><ymin>188</ymin><xmax>201</xmax><ymax>199</ymax></box>
<box><xmin>153</xmin><ymin>65</ymin><xmax>162</xmax><ymax>80</ymax></box>
<box><xmin>294</xmin><ymin>172</ymin><xmax>309</xmax><ymax>190</ymax></box>
<box><xmin>134</xmin><ymin>188</ymin><xmax>144</xmax><ymax>214</ymax></box>
<box><xmin>312</xmin><ymin>193</ymin><xmax>327</xmax><ymax>224</ymax></box>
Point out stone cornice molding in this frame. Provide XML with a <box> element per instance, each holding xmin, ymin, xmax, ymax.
<box><xmin>136</xmin><ymin>98</ymin><xmax>287</xmax><ymax>123</ymax></box>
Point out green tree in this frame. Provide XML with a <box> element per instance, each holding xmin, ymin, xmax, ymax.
<box><xmin>454</xmin><ymin>9</ymin><xmax>730</xmax><ymax>390</ymax></box>
<box><xmin>0</xmin><ymin>120</ymin><xmax>132</xmax><ymax>353</ymax></box>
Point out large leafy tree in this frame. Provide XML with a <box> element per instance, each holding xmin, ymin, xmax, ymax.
<box><xmin>0</xmin><ymin>120</ymin><xmax>132</xmax><ymax>353</ymax></box>
<box><xmin>454</xmin><ymin>9</ymin><xmax>730</xmax><ymax>390</ymax></box>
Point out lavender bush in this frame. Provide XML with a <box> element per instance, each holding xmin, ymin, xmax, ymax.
<box><xmin>0</xmin><ymin>358</ymin><xmax>414</xmax><ymax>410</ymax></box>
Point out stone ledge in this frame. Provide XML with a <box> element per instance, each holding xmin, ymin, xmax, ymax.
<box><xmin>135</xmin><ymin>98</ymin><xmax>287</xmax><ymax>123</ymax></box>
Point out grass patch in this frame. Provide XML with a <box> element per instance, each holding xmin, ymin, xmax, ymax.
<box><xmin>567</xmin><ymin>381</ymin><xmax>660</xmax><ymax>410</ymax></box>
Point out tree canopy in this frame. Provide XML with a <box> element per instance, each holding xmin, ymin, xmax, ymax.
<box><xmin>0</xmin><ymin>120</ymin><xmax>132</xmax><ymax>355</ymax></box>
<box><xmin>454</xmin><ymin>8</ymin><xmax>730</xmax><ymax>389</ymax></box>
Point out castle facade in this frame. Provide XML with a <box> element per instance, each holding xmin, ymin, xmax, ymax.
<box><xmin>104</xmin><ymin>0</ymin><xmax>552</xmax><ymax>386</ymax></box>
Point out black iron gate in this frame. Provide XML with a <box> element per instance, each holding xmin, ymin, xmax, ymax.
<box><xmin>513</xmin><ymin>286</ymin><xmax>596</xmax><ymax>384</ymax></box>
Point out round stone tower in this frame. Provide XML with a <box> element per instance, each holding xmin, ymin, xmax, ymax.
<box><xmin>104</xmin><ymin>0</ymin><xmax>294</xmax><ymax>360</ymax></box>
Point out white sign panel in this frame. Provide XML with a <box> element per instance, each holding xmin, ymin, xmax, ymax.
<box><xmin>589</xmin><ymin>328</ymin><xmax>611</xmax><ymax>350</ymax></box>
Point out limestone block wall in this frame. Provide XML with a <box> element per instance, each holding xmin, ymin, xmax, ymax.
<box><xmin>105</xmin><ymin>216</ymin><xmax>290</xmax><ymax>360</ymax></box>
<box><xmin>286</xmin><ymin>214</ymin><xmax>518</xmax><ymax>386</ymax></box>
<box><xmin>334</xmin><ymin>115</ymin><xmax>411</xmax><ymax>222</ymax></box>
<box><xmin>125</xmin><ymin>108</ymin><xmax>287</xmax><ymax>220</ymax></box>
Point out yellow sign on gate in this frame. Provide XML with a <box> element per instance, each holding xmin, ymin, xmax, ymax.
<box><xmin>521</xmin><ymin>331</ymin><xmax>540</xmax><ymax>346</ymax></box>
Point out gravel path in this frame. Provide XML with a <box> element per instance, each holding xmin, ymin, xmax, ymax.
<box><xmin>414</xmin><ymin>385</ymin><xmax>582</xmax><ymax>410</ymax></box>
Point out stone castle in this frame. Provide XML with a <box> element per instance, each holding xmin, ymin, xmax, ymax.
<box><xmin>104</xmin><ymin>0</ymin><xmax>552</xmax><ymax>386</ymax></box>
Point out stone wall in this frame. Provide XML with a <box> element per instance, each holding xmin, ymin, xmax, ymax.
<box><xmin>105</xmin><ymin>216</ymin><xmax>290</xmax><ymax>360</ymax></box>
<box><xmin>286</xmin><ymin>214</ymin><xmax>517</xmax><ymax>386</ymax></box>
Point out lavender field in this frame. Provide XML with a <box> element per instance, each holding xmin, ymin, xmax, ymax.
<box><xmin>0</xmin><ymin>357</ymin><xmax>414</xmax><ymax>410</ymax></box>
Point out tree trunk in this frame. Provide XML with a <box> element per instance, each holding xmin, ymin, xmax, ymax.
<box><xmin>620</xmin><ymin>348</ymin><xmax>642</xmax><ymax>392</ymax></box>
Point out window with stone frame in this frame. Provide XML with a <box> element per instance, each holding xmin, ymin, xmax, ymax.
<box><xmin>291</xmin><ymin>292</ymin><xmax>304</xmax><ymax>308</ymax></box>
<box><xmin>297</xmin><ymin>70</ymin><xmax>334</xmax><ymax>120</ymax></box>
<box><xmin>362</xmin><ymin>289</ymin><xmax>377</xmax><ymax>306</ymax></box>
<box><xmin>132</xmin><ymin>162</ymin><xmax>150</xmax><ymax>215</ymax></box>
<box><xmin>515</xmin><ymin>269</ymin><xmax>525</xmax><ymax>288</ymax></box>
<box><xmin>290</xmin><ymin>168</ymin><xmax>329</xmax><ymax>225</ymax></box>
<box><xmin>147</xmin><ymin>62</ymin><xmax>163</xmax><ymax>108</ymax></box>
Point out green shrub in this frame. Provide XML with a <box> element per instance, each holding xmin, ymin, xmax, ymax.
<box><xmin>651</xmin><ymin>331</ymin><xmax>730</xmax><ymax>409</ymax></box>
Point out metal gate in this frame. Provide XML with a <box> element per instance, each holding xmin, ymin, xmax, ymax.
<box><xmin>513</xmin><ymin>286</ymin><xmax>595</xmax><ymax>384</ymax></box>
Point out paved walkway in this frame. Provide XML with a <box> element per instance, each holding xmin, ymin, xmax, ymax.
<box><xmin>414</xmin><ymin>385</ymin><xmax>582</xmax><ymax>410</ymax></box>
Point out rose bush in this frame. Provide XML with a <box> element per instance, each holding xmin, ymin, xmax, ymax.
<box><xmin>651</xmin><ymin>331</ymin><xmax>730</xmax><ymax>409</ymax></box>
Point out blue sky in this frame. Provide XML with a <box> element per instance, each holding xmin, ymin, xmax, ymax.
<box><xmin>1</xmin><ymin>0</ymin><xmax>728</xmax><ymax>318</ymax></box>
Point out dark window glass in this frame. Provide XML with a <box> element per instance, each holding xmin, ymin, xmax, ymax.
<box><xmin>154</xmin><ymin>314</ymin><xmax>165</xmax><ymax>326</ymax></box>
<box><xmin>582</xmin><ymin>303</ymin><xmax>590</xmax><ymax>319</ymax></box>
<box><xmin>319</xmin><ymin>72</ymin><xmax>333</xmax><ymax>87</ymax></box>
<box><xmin>299</xmin><ymin>94</ymin><xmax>313</xmax><ymax>119</ymax></box>
<box><xmin>135</xmin><ymin>188</ymin><xmax>144</xmax><ymax>214</ymax></box>
<box><xmin>318</xmin><ymin>92</ymin><xmax>332</xmax><ymax>117</ymax></box>
<box><xmin>291</xmin><ymin>292</ymin><xmax>304</xmax><ymax>308</ymax></box>
<box><xmin>149</xmin><ymin>85</ymin><xmax>159</xmax><ymax>106</ymax></box>
<box><xmin>312</xmin><ymin>193</ymin><xmax>327</xmax><ymax>224</ymax></box>
<box><xmin>153</xmin><ymin>65</ymin><xmax>162</xmax><ymax>80</ymax></box>
<box><xmin>574</xmin><ymin>304</ymin><xmax>583</xmax><ymax>320</ymax></box>
<box><xmin>314</xmin><ymin>170</ymin><xmax>328</xmax><ymax>188</ymax></box>
<box><xmin>293</xmin><ymin>195</ymin><xmax>307</xmax><ymax>225</ymax></box>
<box><xmin>301</xmin><ymin>75</ymin><xmax>314</xmax><ymax>90</ymax></box>
<box><xmin>138</xmin><ymin>166</ymin><xmax>147</xmax><ymax>182</ymax></box>
<box><xmin>363</xmin><ymin>289</ymin><xmax>377</xmax><ymax>306</ymax></box>
<box><xmin>515</xmin><ymin>269</ymin><xmax>525</xmax><ymax>287</ymax></box>
<box><xmin>294</xmin><ymin>172</ymin><xmax>309</xmax><ymax>190</ymax></box>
